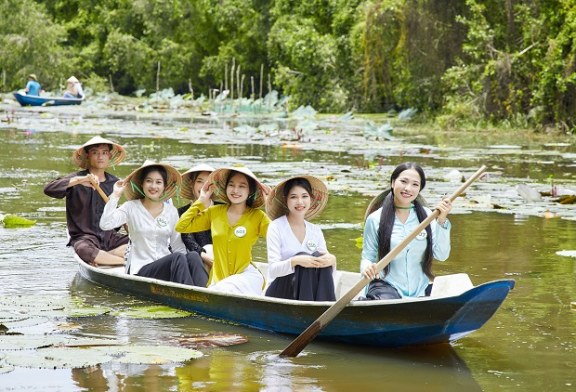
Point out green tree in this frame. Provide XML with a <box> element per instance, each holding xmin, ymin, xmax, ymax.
<box><xmin>268</xmin><ymin>0</ymin><xmax>357</xmax><ymax>111</ymax></box>
<box><xmin>0</xmin><ymin>0</ymin><xmax>68</xmax><ymax>91</ymax></box>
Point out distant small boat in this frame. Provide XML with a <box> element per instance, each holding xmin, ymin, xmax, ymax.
<box><xmin>13</xmin><ymin>92</ymin><xmax>82</xmax><ymax>107</ymax></box>
<box><xmin>77</xmin><ymin>256</ymin><xmax>515</xmax><ymax>348</ymax></box>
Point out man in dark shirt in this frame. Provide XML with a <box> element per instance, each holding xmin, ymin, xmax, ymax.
<box><xmin>44</xmin><ymin>136</ymin><xmax>128</xmax><ymax>266</ymax></box>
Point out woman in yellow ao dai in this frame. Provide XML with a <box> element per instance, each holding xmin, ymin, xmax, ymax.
<box><xmin>176</xmin><ymin>167</ymin><xmax>270</xmax><ymax>295</ymax></box>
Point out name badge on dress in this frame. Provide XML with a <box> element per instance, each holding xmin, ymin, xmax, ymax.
<box><xmin>306</xmin><ymin>241</ymin><xmax>318</xmax><ymax>252</ymax></box>
<box><xmin>234</xmin><ymin>226</ymin><xmax>247</xmax><ymax>238</ymax></box>
<box><xmin>156</xmin><ymin>217</ymin><xmax>168</xmax><ymax>228</ymax></box>
<box><xmin>416</xmin><ymin>229</ymin><xmax>427</xmax><ymax>240</ymax></box>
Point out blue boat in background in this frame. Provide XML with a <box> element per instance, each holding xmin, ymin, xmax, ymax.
<box><xmin>13</xmin><ymin>92</ymin><xmax>82</xmax><ymax>107</ymax></box>
<box><xmin>78</xmin><ymin>256</ymin><xmax>515</xmax><ymax>348</ymax></box>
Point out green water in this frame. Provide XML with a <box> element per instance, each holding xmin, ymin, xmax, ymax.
<box><xmin>0</xmin><ymin>112</ymin><xmax>575</xmax><ymax>391</ymax></box>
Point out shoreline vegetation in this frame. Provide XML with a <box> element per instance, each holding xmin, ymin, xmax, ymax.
<box><xmin>2</xmin><ymin>1</ymin><xmax>576</xmax><ymax>133</ymax></box>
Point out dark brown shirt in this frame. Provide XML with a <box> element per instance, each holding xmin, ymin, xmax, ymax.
<box><xmin>44</xmin><ymin>170</ymin><xmax>120</xmax><ymax>245</ymax></box>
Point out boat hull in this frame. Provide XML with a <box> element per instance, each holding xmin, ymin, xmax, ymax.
<box><xmin>13</xmin><ymin>92</ymin><xmax>82</xmax><ymax>106</ymax></box>
<box><xmin>78</xmin><ymin>259</ymin><xmax>514</xmax><ymax>348</ymax></box>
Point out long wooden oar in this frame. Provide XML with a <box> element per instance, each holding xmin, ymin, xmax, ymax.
<box><xmin>93</xmin><ymin>182</ymin><xmax>130</xmax><ymax>234</ymax></box>
<box><xmin>94</xmin><ymin>183</ymin><xmax>109</xmax><ymax>203</ymax></box>
<box><xmin>280</xmin><ymin>165</ymin><xmax>488</xmax><ymax>357</ymax></box>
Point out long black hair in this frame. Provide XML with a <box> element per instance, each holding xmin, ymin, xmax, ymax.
<box><xmin>377</xmin><ymin>162</ymin><xmax>434</xmax><ymax>279</ymax></box>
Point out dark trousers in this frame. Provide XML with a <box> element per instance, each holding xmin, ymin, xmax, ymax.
<box><xmin>137</xmin><ymin>252</ymin><xmax>208</xmax><ymax>287</ymax></box>
<box><xmin>363</xmin><ymin>279</ymin><xmax>401</xmax><ymax>300</ymax></box>
<box><xmin>73</xmin><ymin>231</ymin><xmax>129</xmax><ymax>264</ymax></box>
<box><xmin>266</xmin><ymin>265</ymin><xmax>336</xmax><ymax>301</ymax></box>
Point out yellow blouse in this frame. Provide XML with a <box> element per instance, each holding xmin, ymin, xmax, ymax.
<box><xmin>176</xmin><ymin>201</ymin><xmax>270</xmax><ymax>286</ymax></box>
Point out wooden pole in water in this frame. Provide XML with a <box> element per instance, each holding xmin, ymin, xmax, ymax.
<box><xmin>230</xmin><ymin>59</ymin><xmax>235</xmax><ymax>100</ymax></box>
<box><xmin>225</xmin><ymin>63</ymin><xmax>228</xmax><ymax>92</ymax></box>
<box><xmin>237</xmin><ymin>65</ymin><xmax>241</xmax><ymax>99</ymax></box>
<box><xmin>259</xmin><ymin>64</ymin><xmax>264</xmax><ymax>99</ymax></box>
<box><xmin>156</xmin><ymin>61</ymin><xmax>161</xmax><ymax>92</ymax></box>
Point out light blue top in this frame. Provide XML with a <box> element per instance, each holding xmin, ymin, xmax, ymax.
<box><xmin>25</xmin><ymin>80</ymin><xmax>41</xmax><ymax>96</ymax></box>
<box><xmin>360</xmin><ymin>206</ymin><xmax>451</xmax><ymax>297</ymax></box>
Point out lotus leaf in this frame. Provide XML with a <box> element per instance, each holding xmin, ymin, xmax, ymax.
<box><xmin>95</xmin><ymin>344</ymin><xmax>202</xmax><ymax>364</ymax></box>
<box><xmin>2</xmin><ymin>214</ymin><xmax>36</xmax><ymax>227</ymax></box>
<box><xmin>113</xmin><ymin>305</ymin><xmax>192</xmax><ymax>319</ymax></box>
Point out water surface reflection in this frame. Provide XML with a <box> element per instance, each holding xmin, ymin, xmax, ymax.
<box><xmin>0</xmin><ymin>129</ymin><xmax>575</xmax><ymax>391</ymax></box>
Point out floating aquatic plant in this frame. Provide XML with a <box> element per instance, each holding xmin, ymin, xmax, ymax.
<box><xmin>112</xmin><ymin>305</ymin><xmax>192</xmax><ymax>319</ymax></box>
<box><xmin>0</xmin><ymin>334</ymin><xmax>202</xmax><ymax>370</ymax></box>
<box><xmin>1</xmin><ymin>214</ymin><xmax>36</xmax><ymax>228</ymax></box>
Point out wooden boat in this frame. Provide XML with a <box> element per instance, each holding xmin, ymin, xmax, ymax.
<box><xmin>77</xmin><ymin>256</ymin><xmax>514</xmax><ymax>348</ymax></box>
<box><xmin>13</xmin><ymin>92</ymin><xmax>82</xmax><ymax>107</ymax></box>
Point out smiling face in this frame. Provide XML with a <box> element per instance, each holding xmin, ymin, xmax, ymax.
<box><xmin>85</xmin><ymin>144</ymin><xmax>111</xmax><ymax>170</ymax></box>
<box><xmin>226</xmin><ymin>172</ymin><xmax>250</xmax><ymax>205</ymax></box>
<box><xmin>285</xmin><ymin>185</ymin><xmax>311</xmax><ymax>217</ymax></box>
<box><xmin>142</xmin><ymin>170</ymin><xmax>166</xmax><ymax>201</ymax></box>
<box><xmin>193</xmin><ymin>171</ymin><xmax>211</xmax><ymax>200</ymax></box>
<box><xmin>391</xmin><ymin>168</ymin><xmax>422</xmax><ymax>207</ymax></box>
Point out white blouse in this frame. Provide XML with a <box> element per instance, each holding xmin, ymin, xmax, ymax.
<box><xmin>100</xmin><ymin>195</ymin><xmax>185</xmax><ymax>274</ymax></box>
<box><xmin>266</xmin><ymin>215</ymin><xmax>330</xmax><ymax>285</ymax></box>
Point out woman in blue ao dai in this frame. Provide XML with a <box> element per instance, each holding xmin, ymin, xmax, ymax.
<box><xmin>360</xmin><ymin>162</ymin><xmax>452</xmax><ymax>299</ymax></box>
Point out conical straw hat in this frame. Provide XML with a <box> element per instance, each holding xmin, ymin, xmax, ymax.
<box><xmin>208</xmin><ymin>166</ymin><xmax>269</xmax><ymax>208</ymax></box>
<box><xmin>123</xmin><ymin>160</ymin><xmax>182</xmax><ymax>201</ymax></box>
<box><xmin>265</xmin><ymin>175</ymin><xmax>329</xmax><ymax>220</ymax></box>
<box><xmin>180</xmin><ymin>163</ymin><xmax>215</xmax><ymax>200</ymax></box>
<box><xmin>72</xmin><ymin>136</ymin><xmax>126</xmax><ymax>169</ymax></box>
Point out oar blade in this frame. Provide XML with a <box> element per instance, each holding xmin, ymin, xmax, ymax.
<box><xmin>280</xmin><ymin>322</ymin><xmax>322</xmax><ymax>357</ymax></box>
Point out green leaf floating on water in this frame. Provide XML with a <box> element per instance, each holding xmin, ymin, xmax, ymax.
<box><xmin>95</xmin><ymin>344</ymin><xmax>203</xmax><ymax>364</ymax></box>
<box><xmin>113</xmin><ymin>305</ymin><xmax>192</xmax><ymax>319</ymax></box>
<box><xmin>0</xmin><ymin>295</ymin><xmax>112</xmax><ymax>319</ymax></box>
<box><xmin>3</xmin><ymin>343</ymin><xmax>202</xmax><ymax>369</ymax></box>
<box><xmin>5</xmin><ymin>347</ymin><xmax>114</xmax><ymax>369</ymax></box>
<box><xmin>2</xmin><ymin>214</ymin><xmax>36</xmax><ymax>228</ymax></box>
<box><xmin>355</xmin><ymin>236</ymin><xmax>363</xmax><ymax>250</ymax></box>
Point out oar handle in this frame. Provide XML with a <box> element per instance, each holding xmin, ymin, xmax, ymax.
<box><xmin>94</xmin><ymin>183</ymin><xmax>109</xmax><ymax>203</ymax></box>
<box><xmin>93</xmin><ymin>182</ymin><xmax>129</xmax><ymax>233</ymax></box>
<box><xmin>279</xmin><ymin>165</ymin><xmax>487</xmax><ymax>357</ymax></box>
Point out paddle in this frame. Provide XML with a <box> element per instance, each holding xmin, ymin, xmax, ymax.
<box><xmin>92</xmin><ymin>181</ymin><xmax>131</xmax><ymax>234</ymax></box>
<box><xmin>279</xmin><ymin>165</ymin><xmax>488</xmax><ymax>357</ymax></box>
<box><xmin>93</xmin><ymin>183</ymin><xmax>109</xmax><ymax>203</ymax></box>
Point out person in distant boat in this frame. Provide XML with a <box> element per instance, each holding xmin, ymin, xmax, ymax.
<box><xmin>360</xmin><ymin>162</ymin><xmax>452</xmax><ymax>299</ymax></box>
<box><xmin>178</xmin><ymin>163</ymin><xmax>216</xmax><ymax>271</ymax></box>
<box><xmin>63</xmin><ymin>76</ymin><xmax>84</xmax><ymax>99</ymax></box>
<box><xmin>100</xmin><ymin>161</ymin><xmax>208</xmax><ymax>287</ymax></box>
<box><xmin>176</xmin><ymin>166</ymin><xmax>270</xmax><ymax>295</ymax></box>
<box><xmin>25</xmin><ymin>74</ymin><xmax>42</xmax><ymax>96</ymax></box>
<box><xmin>264</xmin><ymin>175</ymin><xmax>336</xmax><ymax>301</ymax></box>
<box><xmin>44</xmin><ymin>136</ymin><xmax>129</xmax><ymax>266</ymax></box>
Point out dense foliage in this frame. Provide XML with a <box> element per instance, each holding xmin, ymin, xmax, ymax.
<box><xmin>1</xmin><ymin>0</ymin><xmax>575</xmax><ymax>130</ymax></box>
